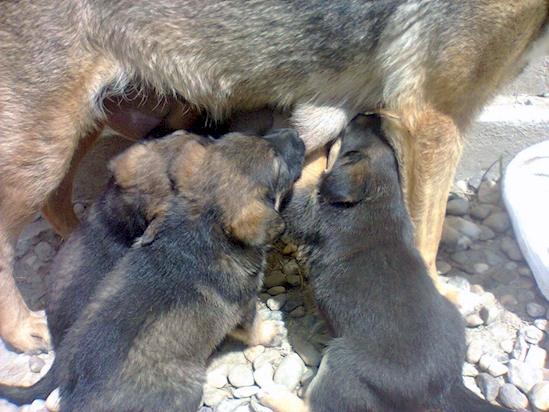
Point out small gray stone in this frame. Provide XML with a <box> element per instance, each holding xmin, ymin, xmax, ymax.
<box><xmin>513</xmin><ymin>335</ymin><xmax>529</xmax><ymax>362</ymax></box>
<box><xmin>476</xmin><ymin>373</ymin><xmax>501</xmax><ymax>402</ymax></box>
<box><xmin>500</xmin><ymin>237</ymin><xmax>523</xmax><ymax>261</ymax></box>
<box><xmin>483</xmin><ymin>212</ymin><xmax>510</xmax><ymax>233</ymax></box>
<box><xmin>470</xmin><ymin>204</ymin><xmax>493</xmax><ymax>220</ymax></box>
<box><xmin>507</xmin><ymin>359</ymin><xmax>543</xmax><ymax>393</ymax></box>
<box><xmin>286</xmin><ymin>274</ymin><xmax>301</xmax><ymax>286</ymax></box>
<box><xmin>477</xmin><ymin>180</ymin><xmax>500</xmax><ymax>205</ymax></box>
<box><xmin>446</xmin><ymin>198</ymin><xmax>469</xmax><ymax>216</ymax></box>
<box><xmin>463</xmin><ymin>376</ymin><xmax>483</xmax><ymax>398</ymax></box>
<box><xmin>215</xmin><ymin>399</ymin><xmax>249</xmax><ymax>412</ymax></box>
<box><xmin>525</xmin><ymin>325</ymin><xmax>544</xmax><ymax>344</ymax></box>
<box><xmin>250</xmin><ymin>397</ymin><xmax>274</xmax><ymax>412</ymax></box>
<box><xmin>289</xmin><ymin>306</ymin><xmax>306</xmax><ymax>318</ymax></box>
<box><xmin>266</xmin><ymin>295</ymin><xmax>287</xmax><ymax>311</ymax></box>
<box><xmin>478</xmin><ymin>354</ymin><xmax>496</xmax><ymax>371</ymax></box>
<box><xmin>233</xmin><ymin>386</ymin><xmax>260</xmax><ymax>398</ymax></box>
<box><xmin>282</xmin><ymin>260</ymin><xmax>300</xmax><ymax>277</ymax></box>
<box><xmin>463</xmin><ymin>363</ymin><xmax>479</xmax><ymax>377</ymax></box>
<box><xmin>207</xmin><ymin>367</ymin><xmax>229</xmax><ymax>389</ymax></box>
<box><xmin>274</xmin><ymin>353</ymin><xmax>305</xmax><ymax>391</ymax></box>
<box><xmin>29</xmin><ymin>356</ymin><xmax>45</xmax><ymax>373</ymax></box>
<box><xmin>264</xmin><ymin>271</ymin><xmax>286</xmax><ymax>289</ymax></box>
<box><xmin>500</xmin><ymin>339</ymin><xmax>514</xmax><ymax>354</ymax></box>
<box><xmin>282</xmin><ymin>296</ymin><xmax>304</xmax><ymax>313</ymax></box>
<box><xmin>527</xmin><ymin>302</ymin><xmax>546</xmax><ymax>318</ymax></box>
<box><xmin>467</xmin><ymin>341</ymin><xmax>484</xmax><ymax>364</ymax></box>
<box><xmin>525</xmin><ymin>346</ymin><xmax>547</xmax><ymax>370</ymax></box>
<box><xmin>497</xmin><ymin>384</ymin><xmax>529</xmax><ymax>409</ymax></box>
<box><xmin>441</xmin><ymin>224</ymin><xmax>471</xmax><ymax>250</ymax></box>
<box><xmin>254</xmin><ymin>350</ymin><xmax>282</xmax><ymax>370</ymax></box>
<box><xmin>436</xmin><ymin>261</ymin><xmax>452</xmax><ymax>275</ymax></box>
<box><xmin>473</xmin><ymin>263</ymin><xmax>490</xmax><ymax>274</ymax></box>
<box><xmin>202</xmin><ymin>387</ymin><xmax>230</xmax><ymax>406</ymax></box>
<box><xmin>535</xmin><ymin>319</ymin><xmax>549</xmax><ymax>332</ymax></box>
<box><xmin>530</xmin><ymin>382</ymin><xmax>549</xmax><ymax>411</ymax></box>
<box><xmin>488</xmin><ymin>362</ymin><xmax>508</xmax><ymax>378</ymax></box>
<box><xmin>479</xmin><ymin>305</ymin><xmax>499</xmax><ymax>325</ymax></box>
<box><xmin>267</xmin><ymin>286</ymin><xmax>286</xmax><ymax>296</ymax></box>
<box><xmin>446</xmin><ymin>276</ymin><xmax>471</xmax><ymax>292</ymax></box>
<box><xmin>0</xmin><ymin>400</ymin><xmax>18</xmax><ymax>412</ymax></box>
<box><xmin>228</xmin><ymin>364</ymin><xmax>255</xmax><ymax>388</ymax></box>
<box><xmin>244</xmin><ymin>345</ymin><xmax>265</xmax><ymax>363</ymax></box>
<box><xmin>282</xmin><ymin>243</ymin><xmax>297</xmax><ymax>255</ymax></box>
<box><xmin>34</xmin><ymin>241</ymin><xmax>55</xmax><ymax>261</ymax></box>
<box><xmin>465</xmin><ymin>314</ymin><xmax>484</xmax><ymax>327</ymax></box>
<box><xmin>292</xmin><ymin>337</ymin><xmax>321</xmax><ymax>367</ymax></box>
<box><xmin>445</xmin><ymin>216</ymin><xmax>481</xmax><ymax>240</ymax></box>
<box><xmin>478</xmin><ymin>225</ymin><xmax>496</xmax><ymax>240</ymax></box>
<box><xmin>253</xmin><ymin>363</ymin><xmax>274</xmax><ymax>388</ymax></box>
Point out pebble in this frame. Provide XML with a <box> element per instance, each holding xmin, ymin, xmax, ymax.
<box><xmin>250</xmin><ymin>398</ymin><xmax>274</xmax><ymax>412</ymax></box>
<box><xmin>267</xmin><ymin>286</ymin><xmax>286</xmax><ymax>296</ymax></box>
<box><xmin>228</xmin><ymin>364</ymin><xmax>255</xmax><ymax>388</ymax></box>
<box><xmin>203</xmin><ymin>387</ymin><xmax>230</xmax><ymax>406</ymax></box>
<box><xmin>292</xmin><ymin>337</ymin><xmax>321</xmax><ymax>367</ymax></box>
<box><xmin>500</xmin><ymin>237</ymin><xmax>523</xmax><ymax>261</ymax></box>
<box><xmin>479</xmin><ymin>306</ymin><xmax>499</xmax><ymax>325</ymax></box>
<box><xmin>530</xmin><ymin>382</ymin><xmax>549</xmax><ymax>411</ymax></box>
<box><xmin>45</xmin><ymin>389</ymin><xmax>60</xmax><ymax>412</ymax></box>
<box><xmin>463</xmin><ymin>376</ymin><xmax>483</xmax><ymax>398</ymax></box>
<box><xmin>34</xmin><ymin>241</ymin><xmax>55</xmax><ymax>261</ymax></box>
<box><xmin>477</xmin><ymin>180</ymin><xmax>500</xmax><ymax>204</ymax></box>
<box><xmin>286</xmin><ymin>274</ymin><xmax>301</xmax><ymax>286</ymax></box>
<box><xmin>441</xmin><ymin>224</ymin><xmax>471</xmax><ymax>250</ymax></box>
<box><xmin>282</xmin><ymin>244</ymin><xmax>297</xmax><ymax>255</ymax></box>
<box><xmin>465</xmin><ymin>314</ymin><xmax>484</xmax><ymax>327</ymax></box>
<box><xmin>244</xmin><ymin>346</ymin><xmax>265</xmax><ymax>364</ymax></box>
<box><xmin>488</xmin><ymin>362</ymin><xmax>508</xmax><ymax>378</ymax></box>
<box><xmin>478</xmin><ymin>225</ymin><xmax>496</xmax><ymax>241</ymax></box>
<box><xmin>283</xmin><ymin>260</ymin><xmax>300</xmax><ymax>278</ymax></box>
<box><xmin>264</xmin><ymin>271</ymin><xmax>286</xmax><ymax>289</ymax></box>
<box><xmin>446</xmin><ymin>198</ymin><xmax>469</xmax><ymax>216</ymax></box>
<box><xmin>525</xmin><ymin>346</ymin><xmax>547</xmax><ymax>370</ymax></box>
<box><xmin>254</xmin><ymin>350</ymin><xmax>282</xmax><ymax>370</ymax></box>
<box><xmin>535</xmin><ymin>319</ymin><xmax>549</xmax><ymax>332</ymax></box>
<box><xmin>463</xmin><ymin>363</ymin><xmax>479</xmax><ymax>377</ymax></box>
<box><xmin>215</xmin><ymin>399</ymin><xmax>249</xmax><ymax>412</ymax></box>
<box><xmin>484</xmin><ymin>212</ymin><xmax>510</xmax><ymax>233</ymax></box>
<box><xmin>266</xmin><ymin>295</ymin><xmax>287</xmax><ymax>311</ymax></box>
<box><xmin>498</xmin><ymin>383</ymin><xmax>529</xmax><ymax>409</ymax></box>
<box><xmin>470</xmin><ymin>204</ymin><xmax>493</xmax><ymax>220</ymax></box>
<box><xmin>233</xmin><ymin>385</ymin><xmax>260</xmax><ymax>398</ymax></box>
<box><xmin>273</xmin><ymin>353</ymin><xmax>305</xmax><ymax>391</ymax></box>
<box><xmin>253</xmin><ymin>363</ymin><xmax>274</xmax><ymax>389</ymax></box>
<box><xmin>527</xmin><ymin>303</ymin><xmax>546</xmax><ymax>318</ymax></box>
<box><xmin>445</xmin><ymin>216</ymin><xmax>481</xmax><ymax>240</ymax></box>
<box><xmin>467</xmin><ymin>341</ymin><xmax>485</xmax><ymax>364</ymax></box>
<box><xmin>289</xmin><ymin>306</ymin><xmax>306</xmax><ymax>318</ymax></box>
<box><xmin>473</xmin><ymin>263</ymin><xmax>490</xmax><ymax>274</ymax></box>
<box><xmin>29</xmin><ymin>356</ymin><xmax>45</xmax><ymax>373</ymax></box>
<box><xmin>0</xmin><ymin>400</ymin><xmax>19</xmax><ymax>412</ymax></box>
<box><xmin>478</xmin><ymin>354</ymin><xmax>496</xmax><ymax>371</ymax></box>
<box><xmin>507</xmin><ymin>359</ymin><xmax>543</xmax><ymax>393</ymax></box>
<box><xmin>436</xmin><ymin>260</ymin><xmax>452</xmax><ymax>275</ymax></box>
<box><xmin>525</xmin><ymin>325</ymin><xmax>544</xmax><ymax>344</ymax></box>
<box><xmin>500</xmin><ymin>340</ymin><xmax>515</xmax><ymax>354</ymax></box>
<box><xmin>476</xmin><ymin>373</ymin><xmax>501</xmax><ymax>402</ymax></box>
<box><xmin>282</xmin><ymin>296</ymin><xmax>304</xmax><ymax>313</ymax></box>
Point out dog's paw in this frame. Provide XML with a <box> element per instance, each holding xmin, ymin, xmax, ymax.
<box><xmin>2</xmin><ymin>310</ymin><xmax>51</xmax><ymax>353</ymax></box>
<box><xmin>258</xmin><ymin>385</ymin><xmax>307</xmax><ymax>412</ymax></box>
<box><xmin>253</xmin><ymin>320</ymin><xmax>286</xmax><ymax>347</ymax></box>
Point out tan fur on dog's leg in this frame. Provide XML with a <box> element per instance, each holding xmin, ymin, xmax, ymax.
<box><xmin>259</xmin><ymin>387</ymin><xmax>309</xmax><ymax>412</ymax></box>
<box><xmin>42</xmin><ymin>127</ymin><xmax>103</xmax><ymax>238</ymax></box>
<box><xmin>384</xmin><ymin>109</ymin><xmax>462</xmax><ymax>295</ymax></box>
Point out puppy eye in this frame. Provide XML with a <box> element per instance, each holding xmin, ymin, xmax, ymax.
<box><xmin>342</xmin><ymin>151</ymin><xmax>363</xmax><ymax>164</ymax></box>
<box><xmin>266</xmin><ymin>193</ymin><xmax>276</xmax><ymax>205</ymax></box>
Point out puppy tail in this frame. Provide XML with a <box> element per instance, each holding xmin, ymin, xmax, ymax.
<box><xmin>440</xmin><ymin>382</ymin><xmax>512</xmax><ymax>412</ymax></box>
<box><xmin>0</xmin><ymin>363</ymin><xmax>57</xmax><ymax>406</ymax></box>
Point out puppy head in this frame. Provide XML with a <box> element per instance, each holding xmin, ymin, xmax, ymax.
<box><xmin>173</xmin><ymin>129</ymin><xmax>305</xmax><ymax>246</ymax></box>
<box><xmin>319</xmin><ymin>114</ymin><xmax>399</xmax><ymax>205</ymax></box>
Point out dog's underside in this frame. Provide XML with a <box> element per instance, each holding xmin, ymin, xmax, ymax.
<box><xmin>0</xmin><ymin>0</ymin><xmax>548</xmax><ymax>352</ymax></box>
<box><xmin>261</xmin><ymin>115</ymin><xmax>510</xmax><ymax>412</ymax></box>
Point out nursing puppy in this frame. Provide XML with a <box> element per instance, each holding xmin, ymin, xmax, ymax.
<box><xmin>0</xmin><ymin>129</ymin><xmax>305</xmax><ymax>411</ymax></box>
<box><xmin>261</xmin><ymin>115</ymin><xmax>509</xmax><ymax>412</ymax></box>
<box><xmin>46</xmin><ymin>130</ymin><xmax>209</xmax><ymax>348</ymax></box>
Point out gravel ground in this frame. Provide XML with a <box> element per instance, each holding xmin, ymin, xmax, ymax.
<box><xmin>0</xmin><ymin>178</ymin><xmax>548</xmax><ymax>412</ymax></box>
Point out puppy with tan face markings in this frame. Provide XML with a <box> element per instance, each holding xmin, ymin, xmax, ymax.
<box><xmin>0</xmin><ymin>129</ymin><xmax>304</xmax><ymax>412</ymax></box>
<box><xmin>260</xmin><ymin>114</ymin><xmax>510</xmax><ymax>412</ymax></box>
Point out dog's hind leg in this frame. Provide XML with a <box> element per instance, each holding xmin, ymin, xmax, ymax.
<box><xmin>384</xmin><ymin>108</ymin><xmax>462</xmax><ymax>293</ymax></box>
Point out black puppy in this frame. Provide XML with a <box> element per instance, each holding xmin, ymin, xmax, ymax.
<box><xmin>261</xmin><ymin>115</ymin><xmax>510</xmax><ymax>412</ymax></box>
<box><xmin>46</xmin><ymin>130</ymin><xmax>208</xmax><ymax>348</ymax></box>
<box><xmin>0</xmin><ymin>129</ymin><xmax>305</xmax><ymax>412</ymax></box>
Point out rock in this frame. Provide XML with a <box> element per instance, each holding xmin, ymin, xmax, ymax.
<box><xmin>473</xmin><ymin>263</ymin><xmax>490</xmax><ymax>274</ymax></box>
<box><xmin>292</xmin><ymin>337</ymin><xmax>321</xmax><ymax>367</ymax></box>
<box><xmin>500</xmin><ymin>237</ymin><xmax>523</xmax><ymax>261</ymax></box>
<box><xmin>273</xmin><ymin>353</ymin><xmax>305</xmax><ymax>391</ymax></box>
<box><xmin>500</xmin><ymin>340</ymin><xmax>515</xmax><ymax>354</ymax></box>
<box><xmin>45</xmin><ymin>388</ymin><xmax>60</xmax><ymax>412</ymax></box>
<box><xmin>530</xmin><ymin>382</ymin><xmax>549</xmax><ymax>411</ymax></box>
<box><xmin>519</xmin><ymin>266</ymin><xmax>532</xmax><ymax>277</ymax></box>
<box><xmin>286</xmin><ymin>274</ymin><xmax>301</xmax><ymax>286</ymax></box>
<box><xmin>244</xmin><ymin>346</ymin><xmax>265</xmax><ymax>363</ymax></box>
<box><xmin>467</xmin><ymin>341</ymin><xmax>485</xmax><ymax>364</ymax></box>
<box><xmin>478</xmin><ymin>225</ymin><xmax>496</xmax><ymax>240</ymax></box>
<box><xmin>207</xmin><ymin>366</ymin><xmax>229</xmax><ymax>389</ymax></box>
<box><xmin>497</xmin><ymin>384</ymin><xmax>529</xmax><ymax>409</ymax></box>
<box><xmin>254</xmin><ymin>363</ymin><xmax>274</xmax><ymax>388</ymax></box>
<box><xmin>513</xmin><ymin>334</ymin><xmax>529</xmax><ymax>362</ymax></box>
<box><xmin>478</xmin><ymin>354</ymin><xmax>496</xmax><ymax>371</ymax></box>
<box><xmin>29</xmin><ymin>356</ymin><xmax>45</xmax><ymax>373</ymax></box>
<box><xmin>282</xmin><ymin>296</ymin><xmax>304</xmax><ymax>313</ymax></box>
<box><xmin>282</xmin><ymin>260</ymin><xmax>301</xmax><ymax>277</ymax></box>
<box><xmin>527</xmin><ymin>302</ymin><xmax>546</xmax><ymax>318</ymax></box>
<box><xmin>282</xmin><ymin>244</ymin><xmax>297</xmax><ymax>255</ymax></box>
<box><xmin>483</xmin><ymin>212</ymin><xmax>510</xmax><ymax>233</ymax></box>
<box><xmin>289</xmin><ymin>306</ymin><xmax>306</xmax><ymax>318</ymax></box>
<box><xmin>233</xmin><ymin>386</ymin><xmax>260</xmax><ymax>398</ymax></box>
<box><xmin>267</xmin><ymin>286</ymin><xmax>286</xmax><ymax>296</ymax></box>
<box><xmin>476</xmin><ymin>373</ymin><xmax>501</xmax><ymax>402</ymax></box>
<box><xmin>215</xmin><ymin>399</ymin><xmax>249</xmax><ymax>412</ymax></box>
<box><xmin>507</xmin><ymin>359</ymin><xmax>543</xmax><ymax>393</ymax></box>
<box><xmin>470</xmin><ymin>204</ymin><xmax>493</xmax><ymax>220</ymax></box>
<box><xmin>488</xmin><ymin>362</ymin><xmax>508</xmax><ymax>378</ymax></box>
<box><xmin>477</xmin><ymin>180</ymin><xmax>500</xmax><ymax>205</ymax></box>
<box><xmin>441</xmin><ymin>224</ymin><xmax>471</xmax><ymax>250</ymax></box>
<box><xmin>445</xmin><ymin>216</ymin><xmax>481</xmax><ymax>240</ymax></box>
<box><xmin>479</xmin><ymin>306</ymin><xmax>499</xmax><ymax>325</ymax></box>
<box><xmin>535</xmin><ymin>319</ymin><xmax>549</xmax><ymax>332</ymax></box>
<box><xmin>202</xmin><ymin>386</ymin><xmax>230</xmax><ymax>406</ymax></box>
<box><xmin>228</xmin><ymin>364</ymin><xmax>255</xmax><ymax>388</ymax></box>
<box><xmin>463</xmin><ymin>363</ymin><xmax>479</xmax><ymax>377</ymax></box>
<box><xmin>446</xmin><ymin>198</ymin><xmax>469</xmax><ymax>216</ymax></box>
<box><xmin>463</xmin><ymin>376</ymin><xmax>483</xmax><ymax>398</ymax></box>
<box><xmin>34</xmin><ymin>241</ymin><xmax>55</xmax><ymax>261</ymax></box>
<box><xmin>446</xmin><ymin>276</ymin><xmax>471</xmax><ymax>292</ymax></box>
<box><xmin>525</xmin><ymin>325</ymin><xmax>544</xmax><ymax>344</ymax></box>
<box><xmin>436</xmin><ymin>260</ymin><xmax>452</xmax><ymax>275</ymax></box>
<box><xmin>451</xmin><ymin>250</ymin><xmax>484</xmax><ymax>266</ymax></box>
<box><xmin>525</xmin><ymin>346</ymin><xmax>547</xmax><ymax>370</ymax></box>
<box><xmin>266</xmin><ymin>295</ymin><xmax>287</xmax><ymax>311</ymax></box>
<box><xmin>264</xmin><ymin>271</ymin><xmax>286</xmax><ymax>288</ymax></box>
<box><xmin>254</xmin><ymin>349</ymin><xmax>282</xmax><ymax>370</ymax></box>
<box><xmin>465</xmin><ymin>314</ymin><xmax>484</xmax><ymax>327</ymax></box>
<box><xmin>0</xmin><ymin>400</ymin><xmax>19</xmax><ymax>412</ymax></box>
<box><xmin>250</xmin><ymin>397</ymin><xmax>274</xmax><ymax>412</ymax></box>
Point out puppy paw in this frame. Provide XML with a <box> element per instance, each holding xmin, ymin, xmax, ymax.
<box><xmin>253</xmin><ymin>320</ymin><xmax>286</xmax><ymax>347</ymax></box>
<box><xmin>2</xmin><ymin>310</ymin><xmax>51</xmax><ymax>353</ymax></box>
<box><xmin>258</xmin><ymin>385</ymin><xmax>307</xmax><ymax>412</ymax></box>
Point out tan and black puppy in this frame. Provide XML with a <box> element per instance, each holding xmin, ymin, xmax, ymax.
<box><xmin>261</xmin><ymin>115</ymin><xmax>510</xmax><ymax>412</ymax></box>
<box><xmin>0</xmin><ymin>129</ymin><xmax>305</xmax><ymax>412</ymax></box>
<box><xmin>46</xmin><ymin>130</ymin><xmax>210</xmax><ymax>349</ymax></box>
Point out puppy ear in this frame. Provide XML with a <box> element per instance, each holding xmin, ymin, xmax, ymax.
<box><xmin>170</xmin><ymin>140</ymin><xmax>208</xmax><ymax>191</ymax></box>
<box><xmin>319</xmin><ymin>165</ymin><xmax>365</xmax><ymax>204</ymax></box>
<box><xmin>228</xmin><ymin>200</ymin><xmax>285</xmax><ymax>246</ymax></box>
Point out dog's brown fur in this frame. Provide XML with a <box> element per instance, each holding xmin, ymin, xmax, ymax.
<box><xmin>1</xmin><ymin>0</ymin><xmax>548</xmax><ymax>352</ymax></box>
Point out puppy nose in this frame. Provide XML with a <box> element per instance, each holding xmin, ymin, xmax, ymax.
<box><xmin>263</xmin><ymin>128</ymin><xmax>305</xmax><ymax>182</ymax></box>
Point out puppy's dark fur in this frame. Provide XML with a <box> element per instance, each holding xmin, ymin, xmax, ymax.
<box><xmin>46</xmin><ymin>130</ymin><xmax>209</xmax><ymax>348</ymax></box>
<box><xmin>0</xmin><ymin>129</ymin><xmax>304</xmax><ymax>412</ymax></box>
<box><xmin>264</xmin><ymin>115</ymin><xmax>509</xmax><ymax>412</ymax></box>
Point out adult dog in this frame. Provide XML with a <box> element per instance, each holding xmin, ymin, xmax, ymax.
<box><xmin>1</xmin><ymin>0</ymin><xmax>548</xmax><ymax>352</ymax></box>
<box><xmin>260</xmin><ymin>114</ymin><xmax>510</xmax><ymax>412</ymax></box>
